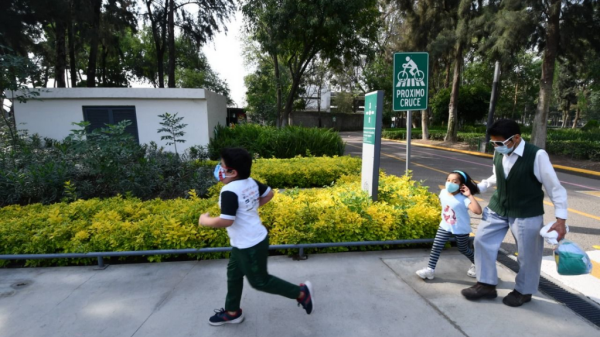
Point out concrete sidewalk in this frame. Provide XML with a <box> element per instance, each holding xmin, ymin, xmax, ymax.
<box><xmin>1</xmin><ymin>249</ymin><xmax>598</xmax><ymax>337</ymax></box>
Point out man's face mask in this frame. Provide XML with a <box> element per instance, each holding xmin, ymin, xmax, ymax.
<box><xmin>491</xmin><ymin>135</ymin><xmax>516</xmax><ymax>155</ymax></box>
<box><xmin>213</xmin><ymin>164</ymin><xmax>233</xmax><ymax>181</ymax></box>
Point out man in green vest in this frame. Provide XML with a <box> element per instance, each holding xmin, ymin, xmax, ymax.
<box><xmin>461</xmin><ymin>119</ymin><xmax>568</xmax><ymax>307</ymax></box>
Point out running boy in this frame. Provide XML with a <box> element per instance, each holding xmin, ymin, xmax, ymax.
<box><xmin>199</xmin><ymin>147</ymin><xmax>314</xmax><ymax>326</ymax></box>
<box><xmin>416</xmin><ymin>170</ymin><xmax>482</xmax><ymax>280</ymax></box>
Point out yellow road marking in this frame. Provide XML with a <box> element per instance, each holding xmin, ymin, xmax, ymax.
<box><xmin>578</xmin><ymin>191</ymin><xmax>600</xmax><ymax>197</ymax></box>
<box><xmin>383</xmin><ymin>138</ymin><xmax>494</xmax><ymax>159</ymax></box>
<box><xmin>543</xmin><ymin>201</ymin><xmax>600</xmax><ymax>221</ymax></box>
<box><xmin>347</xmin><ymin>142</ymin><xmax>600</xmax><ymax>221</ymax></box>
<box><xmin>591</xmin><ymin>260</ymin><xmax>600</xmax><ymax>279</ymax></box>
<box><xmin>593</xmin><ymin>245</ymin><xmax>600</xmax><ymax>250</ymax></box>
<box><xmin>382</xmin><ymin>138</ymin><xmax>600</xmax><ymax>177</ymax></box>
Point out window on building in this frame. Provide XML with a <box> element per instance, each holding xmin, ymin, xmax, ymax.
<box><xmin>82</xmin><ymin>106</ymin><xmax>139</xmax><ymax>143</ymax></box>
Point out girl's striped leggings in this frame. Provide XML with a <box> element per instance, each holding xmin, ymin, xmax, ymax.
<box><xmin>428</xmin><ymin>227</ymin><xmax>474</xmax><ymax>270</ymax></box>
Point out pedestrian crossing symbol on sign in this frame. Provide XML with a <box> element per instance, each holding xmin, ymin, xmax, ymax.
<box><xmin>393</xmin><ymin>52</ymin><xmax>429</xmax><ymax>111</ymax></box>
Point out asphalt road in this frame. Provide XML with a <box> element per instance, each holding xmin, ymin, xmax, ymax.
<box><xmin>342</xmin><ymin>131</ymin><xmax>600</xmax><ymax>255</ymax></box>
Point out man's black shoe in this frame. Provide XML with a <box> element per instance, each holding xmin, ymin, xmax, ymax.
<box><xmin>461</xmin><ymin>282</ymin><xmax>497</xmax><ymax>300</ymax></box>
<box><xmin>502</xmin><ymin>290</ymin><xmax>532</xmax><ymax>307</ymax></box>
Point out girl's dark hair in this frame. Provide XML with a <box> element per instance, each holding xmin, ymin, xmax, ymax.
<box><xmin>220</xmin><ymin>147</ymin><xmax>252</xmax><ymax>179</ymax></box>
<box><xmin>450</xmin><ymin>170</ymin><xmax>480</xmax><ymax>195</ymax></box>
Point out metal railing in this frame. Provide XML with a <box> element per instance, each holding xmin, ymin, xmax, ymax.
<box><xmin>0</xmin><ymin>237</ymin><xmax>471</xmax><ymax>269</ymax></box>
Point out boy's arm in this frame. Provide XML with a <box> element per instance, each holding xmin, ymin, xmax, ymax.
<box><xmin>259</xmin><ymin>189</ymin><xmax>274</xmax><ymax>207</ymax></box>
<box><xmin>199</xmin><ymin>213</ymin><xmax>234</xmax><ymax>228</ymax></box>
<box><xmin>199</xmin><ymin>190</ymin><xmax>237</xmax><ymax>228</ymax></box>
<box><xmin>255</xmin><ymin>180</ymin><xmax>273</xmax><ymax>207</ymax></box>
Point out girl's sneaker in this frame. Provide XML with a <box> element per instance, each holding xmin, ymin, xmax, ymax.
<box><xmin>208</xmin><ymin>308</ymin><xmax>244</xmax><ymax>326</ymax></box>
<box><xmin>416</xmin><ymin>267</ymin><xmax>435</xmax><ymax>280</ymax></box>
<box><xmin>467</xmin><ymin>264</ymin><xmax>476</xmax><ymax>278</ymax></box>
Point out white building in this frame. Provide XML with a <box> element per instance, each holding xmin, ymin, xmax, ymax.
<box><xmin>13</xmin><ymin>88</ymin><xmax>227</xmax><ymax>152</ymax></box>
<box><xmin>304</xmin><ymin>86</ymin><xmax>332</xmax><ymax>112</ymax></box>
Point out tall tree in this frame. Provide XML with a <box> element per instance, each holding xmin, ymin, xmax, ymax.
<box><xmin>144</xmin><ymin>0</ymin><xmax>169</xmax><ymax>87</ymax></box>
<box><xmin>87</xmin><ymin>0</ymin><xmax>103</xmax><ymax>87</ymax></box>
<box><xmin>242</xmin><ymin>0</ymin><xmax>380</xmax><ymax>126</ymax></box>
<box><xmin>495</xmin><ymin>0</ymin><xmax>600</xmax><ymax>147</ymax></box>
<box><xmin>145</xmin><ymin>0</ymin><xmax>234</xmax><ymax>88</ymax></box>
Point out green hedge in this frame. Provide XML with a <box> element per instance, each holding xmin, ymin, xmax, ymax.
<box><xmin>209</xmin><ymin>124</ymin><xmax>345</xmax><ymax>160</ymax></box>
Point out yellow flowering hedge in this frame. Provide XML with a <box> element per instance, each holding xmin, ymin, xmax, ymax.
<box><xmin>0</xmin><ymin>173</ymin><xmax>440</xmax><ymax>267</ymax></box>
<box><xmin>200</xmin><ymin>155</ymin><xmax>362</xmax><ymax>188</ymax></box>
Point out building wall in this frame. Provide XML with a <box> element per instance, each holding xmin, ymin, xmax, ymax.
<box><xmin>13</xmin><ymin>88</ymin><xmax>227</xmax><ymax>152</ymax></box>
<box><xmin>205</xmin><ymin>90</ymin><xmax>228</xmax><ymax>144</ymax></box>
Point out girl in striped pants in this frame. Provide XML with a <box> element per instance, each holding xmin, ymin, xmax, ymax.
<box><xmin>416</xmin><ymin>170</ymin><xmax>482</xmax><ymax>280</ymax></box>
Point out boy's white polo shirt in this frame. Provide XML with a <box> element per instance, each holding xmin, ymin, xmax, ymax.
<box><xmin>219</xmin><ymin>178</ymin><xmax>270</xmax><ymax>249</ymax></box>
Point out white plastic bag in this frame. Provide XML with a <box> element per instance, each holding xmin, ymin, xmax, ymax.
<box><xmin>553</xmin><ymin>240</ymin><xmax>593</xmax><ymax>276</ymax></box>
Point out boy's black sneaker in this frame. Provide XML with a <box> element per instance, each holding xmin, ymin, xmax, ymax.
<box><xmin>297</xmin><ymin>281</ymin><xmax>315</xmax><ymax>314</ymax></box>
<box><xmin>208</xmin><ymin>308</ymin><xmax>244</xmax><ymax>326</ymax></box>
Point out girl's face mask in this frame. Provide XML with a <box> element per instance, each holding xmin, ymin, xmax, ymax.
<box><xmin>445</xmin><ymin>182</ymin><xmax>460</xmax><ymax>193</ymax></box>
<box><xmin>213</xmin><ymin>164</ymin><xmax>233</xmax><ymax>182</ymax></box>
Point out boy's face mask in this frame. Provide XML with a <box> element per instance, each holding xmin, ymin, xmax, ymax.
<box><xmin>213</xmin><ymin>164</ymin><xmax>233</xmax><ymax>182</ymax></box>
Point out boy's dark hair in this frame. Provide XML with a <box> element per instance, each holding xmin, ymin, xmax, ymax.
<box><xmin>488</xmin><ymin>119</ymin><xmax>521</xmax><ymax>139</ymax></box>
<box><xmin>451</xmin><ymin>170</ymin><xmax>480</xmax><ymax>195</ymax></box>
<box><xmin>220</xmin><ymin>147</ymin><xmax>252</xmax><ymax>179</ymax></box>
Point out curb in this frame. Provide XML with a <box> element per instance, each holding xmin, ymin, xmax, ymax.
<box><xmin>382</xmin><ymin>138</ymin><xmax>600</xmax><ymax>178</ymax></box>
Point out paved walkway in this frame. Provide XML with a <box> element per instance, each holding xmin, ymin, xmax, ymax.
<box><xmin>1</xmin><ymin>249</ymin><xmax>598</xmax><ymax>337</ymax></box>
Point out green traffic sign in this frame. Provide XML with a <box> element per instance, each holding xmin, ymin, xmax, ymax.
<box><xmin>393</xmin><ymin>52</ymin><xmax>429</xmax><ymax>111</ymax></box>
<box><xmin>363</xmin><ymin>92</ymin><xmax>378</xmax><ymax>145</ymax></box>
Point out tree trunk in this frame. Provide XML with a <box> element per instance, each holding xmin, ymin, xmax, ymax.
<box><xmin>421</xmin><ymin>108</ymin><xmax>429</xmax><ymax>140</ymax></box>
<box><xmin>55</xmin><ymin>21</ymin><xmax>67</xmax><ymax>88</ymax></box>
<box><xmin>87</xmin><ymin>0</ymin><xmax>102</xmax><ymax>87</ymax></box>
<box><xmin>572</xmin><ymin>108</ymin><xmax>580</xmax><ymax>129</ymax></box>
<box><xmin>101</xmin><ymin>43</ymin><xmax>108</xmax><ymax>86</ymax></box>
<box><xmin>445</xmin><ymin>42</ymin><xmax>463</xmax><ymax>142</ymax></box>
<box><xmin>146</xmin><ymin>0</ymin><xmax>167</xmax><ymax>88</ymax></box>
<box><xmin>511</xmin><ymin>82</ymin><xmax>518</xmax><ymax>119</ymax></box>
<box><xmin>273</xmin><ymin>54</ymin><xmax>282</xmax><ymax>127</ymax></box>
<box><xmin>43</xmin><ymin>66</ymin><xmax>49</xmax><ymax>88</ymax></box>
<box><xmin>531</xmin><ymin>0</ymin><xmax>560</xmax><ymax>148</ymax></box>
<box><xmin>282</xmin><ymin>76</ymin><xmax>300</xmax><ymax>127</ymax></box>
<box><xmin>167</xmin><ymin>0</ymin><xmax>176</xmax><ymax>88</ymax></box>
<box><xmin>67</xmin><ymin>13</ymin><xmax>77</xmax><ymax>88</ymax></box>
<box><xmin>561</xmin><ymin>103</ymin><xmax>569</xmax><ymax>128</ymax></box>
<box><xmin>444</xmin><ymin>58</ymin><xmax>451</xmax><ymax>89</ymax></box>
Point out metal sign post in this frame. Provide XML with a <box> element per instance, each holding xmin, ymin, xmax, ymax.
<box><xmin>393</xmin><ymin>52</ymin><xmax>429</xmax><ymax>174</ymax></box>
<box><xmin>361</xmin><ymin>90</ymin><xmax>384</xmax><ymax>201</ymax></box>
<box><xmin>406</xmin><ymin>111</ymin><xmax>411</xmax><ymax>172</ymax></box>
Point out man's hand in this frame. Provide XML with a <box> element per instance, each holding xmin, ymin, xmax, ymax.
<box><xmin>199</xmin><ymin>212</ymin><xmax>210</xmax><ymax>227</ymax></box>
<box><xmin>549</xmin><ymin>218</ymin><xmax>567</xmax><ymax>242</ymax></box>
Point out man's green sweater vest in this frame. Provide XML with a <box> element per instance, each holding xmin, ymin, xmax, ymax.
<box><xmin>488</xmin><ymin>142</ymin><xmax>545</xmax><ymax>218</ymax></box>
